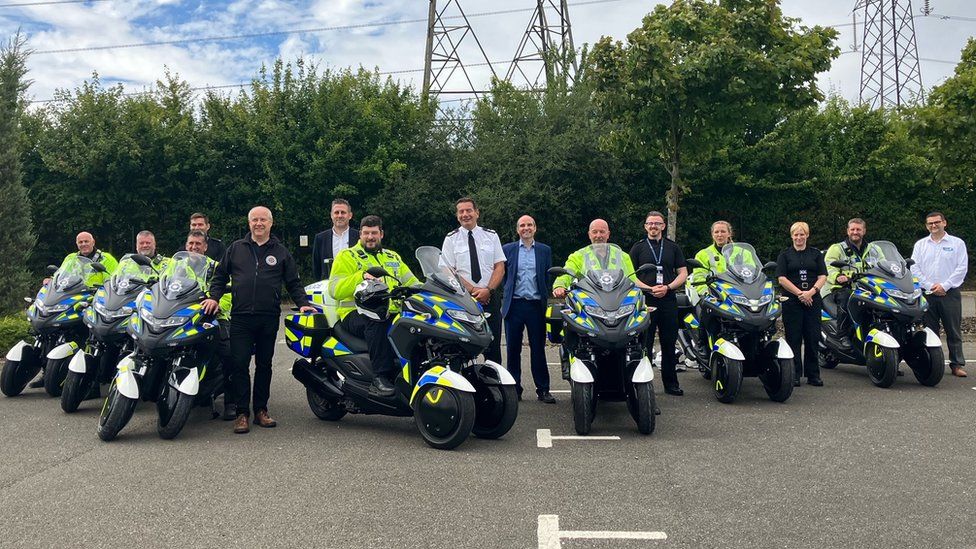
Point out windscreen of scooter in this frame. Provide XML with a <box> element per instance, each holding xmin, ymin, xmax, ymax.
<box><xmin>585</xmin><ymin>269</ymin><xmax>626</xmax><ymax>292</ymax></box>
<box><xmin>862</xmin><ymin>240</ymin><xmax>914</xmax><ymax>291</ymax></box>
<box><xmin>722</xmin><ymin>243</ymin><xmax>763</xmax><ymax>285</ymax></box>
<box><xmin>159</xmin><ymin>251</ymin><xmax>210</xmax><ymax>300</ymax></box>
<box><xmin>423</xmin><ymin>245</ymin><xmax>468</xmax><ymax>297</ymax></box>
<box><xmin>111</xmin><ymin>255</ymin><xmax>155</xmax><ymax>296</ymax></box>
<box><xmin>51</xmin><ymin>255</ymin><xmax>96</xmax><ymax>295</ymax></box>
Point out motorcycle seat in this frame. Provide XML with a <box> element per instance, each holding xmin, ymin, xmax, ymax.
<box><xmin>822</xmin><ymin>292</ymin><xmax>841</xmax><ymax>318</ymax></box>
<box><xmin>332</xmin><ymin>322</ymin><xmax>370</xmax><ymax>354</ymax></box>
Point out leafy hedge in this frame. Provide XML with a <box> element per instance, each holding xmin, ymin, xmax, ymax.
<box><xmin>0</xmin><ymin>314</ymin><xmax>29</xmax><ymax>355</ymax></box>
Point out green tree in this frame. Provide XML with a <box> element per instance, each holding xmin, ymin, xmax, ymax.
<box><xmin>589</xmin><ymin>0</ymin><xmax>839</xmax><ymax>238</ymax></box>
<box><xmin>916</xmin><ymin>38</ymin><xmax>976</xmax><ymax>189</ymax></box>
<box><xmin>0</xmin><ymin>33</ymin><xmax>36</xmax><ymax>313</ymax></box>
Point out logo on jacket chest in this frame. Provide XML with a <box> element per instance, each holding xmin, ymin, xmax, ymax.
<box><xmin>266</xmin><ymin>256</ymin><xmax>278</xmax><ymax>266</ymax></box>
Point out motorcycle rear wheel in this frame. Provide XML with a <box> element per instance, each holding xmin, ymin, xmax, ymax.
<box><xmin>306</xmin><ymin>387</ymin><xmax>346</xmax><ymax>421</ymax></box>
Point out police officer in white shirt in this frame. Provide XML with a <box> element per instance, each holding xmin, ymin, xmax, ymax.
<box><xmin>911</xmin><ymin>211</ymin><xmax>969</xmax><ymax>377</ymax></box>
<box><xmin>441</xmin><ymin>197</ymin><xmax>506</xmax><ymax>363</ymax></box>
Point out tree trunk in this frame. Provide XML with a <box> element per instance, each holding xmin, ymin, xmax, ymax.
<box><xmin>666</xmin><ymin>162</ymin><xmax>680</xmax><ymax>241</ymax></box>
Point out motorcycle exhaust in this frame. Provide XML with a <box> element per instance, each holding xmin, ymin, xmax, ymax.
<box><xmin>292</xmin><ymin>359</ymin><xmax>344</xmax><ymax>399</ymax></box>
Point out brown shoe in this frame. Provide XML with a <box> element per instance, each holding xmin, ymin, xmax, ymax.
<box><xmin>951</xmin><ymin>366</ymin><xmax>968</xmax><ymax>378</ymax></box>
<box><xmin>233</xmin><ymin>414</ymin><xmax>250</xmax><ymax>434</ymax></box>
<box><xmin>253</xmin><ymin>409</ymin><xmax>277</xmax><ymax>428</ymax></box>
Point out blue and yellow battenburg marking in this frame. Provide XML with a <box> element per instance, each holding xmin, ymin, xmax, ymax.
<box><xmin>284</xmin><ymin>314</ymin><xmax>330</xmax><ymax>357</ymax></box>
<box><xmin>684</xmin><ymin>313</ymin><xmax>700</xmax><ymax>329</ymax></box>
<box><xmin>168</xmin><ymin>303</ymin><xmax>213</xmax><ymax>340</ymax></box>
<box><xmin>409</xmin><ymin>365</ymin><xmax>456</xmax><ymax>404</ymax></box>
<box><xmin>399</xmin><ymin>292</ymin><xmax>468</xmax><ymax>335</ymax></box>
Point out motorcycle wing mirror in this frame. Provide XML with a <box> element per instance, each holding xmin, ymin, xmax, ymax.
<box><xmin>130</xmin><ymin>254</ymin><xmax>153</xmax><ymax>267</ymax></box>
<box><xmin>46</xmin><ymin>265</ymin><xmax>58</xmax><ymax>275</ymax></box>
<box><xmin>24</xmin><ymin>296</ymin><xmax>33</xmax><ymax>303</ymax></box>
<box><xmin>685</xmin><ymin>259</ymin><xmax>704</xmax><ymax>270</ymax></box>
<box><xmin>91</xmin><ymin>262</ymin><xmax>107</xmax><ymax>274</ymax></box>
<box><xmin>365</xmin><ymin>266</ymin><xmax>391</xmax><ymax>279</ymax></box>
<box><xmin>635</xmin><ymin>263</ymin><xmax>658</xmax><ymax>275</ymax></box>
<box><xmin>548</xmin><ymin>267</ymin><xmax>576</xmax><ymax>278</ymax></box>
<box><xmin>905</xmin><ymin>258</ymin><xmax>915</xmax><ymax>267</ymax></box>
<box><xmin>762</xmin><ymin>261</ymin><xmax>777</xmax><ymax>271</ymax></box>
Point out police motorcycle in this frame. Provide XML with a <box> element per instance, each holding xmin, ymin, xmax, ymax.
<box><xmin>818</xmin><ymin>241</ymin><xmax>943</xmax><ymax>388</ymax></box>
<box><xmin>287</xmin><ymin>246</ymin><xmax>518</xmax><ymax>450</ymax></box>
<box><xmin>61</xmin><ymin>255</ymin><xmax>156</xmax><ymax>413</ymax></box>
<box><xmin>547</xmin><ymin>244</ymin><xmax>657</xmax><ymax>436</ymax></box>
<box><xmin>679</xmin><ymin>243</ymin><xmax>794</xmax><ymax>404</ymax></box>
<box><xmin>2</xmin><ymin>256</ymin><xmax>97</xmax><ymax>398</ymax></box>
<box><xmin>98</xmin><ymin>252</ymin><xmax>224</xmax><ymax>441</ymax></box>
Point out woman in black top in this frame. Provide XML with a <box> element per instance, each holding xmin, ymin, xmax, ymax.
<box><xmin>776</xmin><ymin>222</ymin><xmax>828</xmax><ymax>387</ymax></box>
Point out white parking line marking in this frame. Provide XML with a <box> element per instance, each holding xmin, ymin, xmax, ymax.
<box><xmin>537</xmin><ymin>515</ymin><xmax>667</xmax><ymax>548</ymax></box>
<box><xmin>537</xmin><ymin>429</ymin><xmax>621</xmax><ymax>448</ymax></box>
<box><xmin>550</xmin><ymin>390</ymin><xmax>570</xmax><ymax>394</ymax></box>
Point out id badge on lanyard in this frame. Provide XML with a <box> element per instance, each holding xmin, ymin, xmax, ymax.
<box><xmin>648</xmin><ymin>239</ymin><xmax>665</xmax><ymax>286</ymax></box>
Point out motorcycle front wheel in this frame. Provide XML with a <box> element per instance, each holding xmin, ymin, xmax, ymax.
<box><xmin>760</xmin><ymin>358</ymin><xmax>794</xmax><ymax>403</ymax></box>
<box><xmin>628</xmin><ymin>381</ymin><xmax>656</xmax><ymax>435</ymax></box>
<box><xmin>712</xmin><ymin>354</ymin><xmax>743</xmax><ymax>404</ymax></box>
<box><xmin>413</xmin><ymin>385</ymin><xmax>475</xmax><ymax>450</ymax></box>
<box><xmin>905</xmin><ymin>345</ymin><xmax>945</xmax><ymax>387</ymax></box>
<box><xmin>157</xmin><ymin>384</ymin><xmax>194</xmax><ymax>440</ymax></box>
<box><xmin>97</xmin><ymin>384</ymin><xmax>138</xmax><ymax>441</ymax></box>
<box><xmin>866</xmin><ymin>344</ymin><xmax>899</xmax><ymax>388</ymax></box>
<box><xmin>1</xmin><ymin>346</ymin><xmax>42</xmax><ymax>397</ymax></box>
<box><xmin>60</xmin><ymin>371</ymin><xmax>95</xmax><ymax>413</ymax></box>
<box><xmin>471</xmin><ymin>384</ymin><xmax>518</xmax><ymax>440</ymax></box>
<box><xmin>571</xmin><ymin>381</ymin><xmax>596</xmax><ymax>435</ymax></box>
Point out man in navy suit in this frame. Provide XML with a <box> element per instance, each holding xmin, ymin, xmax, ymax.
<box><xmin>502</xmin><ymin>215</ymin><xmax>556</xmax><ymax>403</ymax></box>
<box><xmin>312</xmin><ymin>198</ymin><xmax>359</xmax><ymax>281</ymax></box>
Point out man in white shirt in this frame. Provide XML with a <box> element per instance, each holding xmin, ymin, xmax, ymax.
<box><xmin>441</xmin><ymin>197</ymin><xmax>506</xmax><ymax>364</ymax></box>
<box><xmin>312</xmin><ymin>198</ymin><xmax>359</xmax><ymax>281</ymax></box>
<box><xmin>911</xmin><ymin>211</ymin><xmax>969</xmax><ymax>377</ymax></box>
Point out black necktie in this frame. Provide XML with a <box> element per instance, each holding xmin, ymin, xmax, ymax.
<box><xmin>468</xmin><ymin>230</ymin><xmax>482</xmax><ymax>284</ymax></box>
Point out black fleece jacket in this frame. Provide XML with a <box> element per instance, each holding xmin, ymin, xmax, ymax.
<box><xmin>209</xmin><ymin>234</ymin><xmax>309</xmax><ymax>315</ymax></box>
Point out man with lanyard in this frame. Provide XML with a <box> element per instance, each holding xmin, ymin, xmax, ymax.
<box><xmin>312</xmin><ymin>198</ymin><xmax>359</xmax><ymax>281</ymax></box>
<box><xmin>911</xmin><ymin>211</ymin><xmax>969</xmax><ymax>377</ymax></box>
<box><xmin>184</xmin><ymin>230</ymin><xmax>235</xmax><ymax>418</ymax></box>
<box><xmin>135</xmin><ymin>230</ymin><xmax>168</xmax><ymax>271</ymax></box>
<box><xmin>441</xmin><ymin>197</ymin><xmax>506</xmax><ymax>364</ymax></box>
<box><xmin>329</xmin><ymin>215</ymin><xmax>419</xmax><ymax>396</ymax></box>
<box><xmin>823</xmin><ymin>217</ymin><xmax>870</xmax><ymax>347</ymax></box>
<box><xmin>630</xmin><ymin>211</ymin><xmax>688</xmax><ymax>396</ymax></box>
<box><xmin>202</xmin><ymin>206</ymin><xmax>316</xmax><ymax>434</ymax></box>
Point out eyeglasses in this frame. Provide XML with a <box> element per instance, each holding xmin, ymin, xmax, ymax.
<box><xmin>645</xmin><ymin>222</ymin><xmax>665</xmax><ymax>227</ymax></box>
<box><xmin>926</xmin><ymin>221</ymin><xmax>943</xmax><ymax>226</ymax></box>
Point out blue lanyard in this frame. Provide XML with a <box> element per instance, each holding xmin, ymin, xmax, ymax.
<box><xmin>646</xmin><ymin>238</ymin><xmax>664</xmax><ymax>265</ymax></box>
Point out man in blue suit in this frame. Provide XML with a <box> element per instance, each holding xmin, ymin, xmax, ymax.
<box><xmin>502</xmin><ymin>215</ymin><xmax>556</xmax><ymax>403</ymax></box>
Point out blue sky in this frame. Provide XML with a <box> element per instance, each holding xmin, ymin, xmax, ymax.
<box><xmin>0</xmin><ymin>0</ymin><xmax>973</xmax><ymax>105</ymax></box>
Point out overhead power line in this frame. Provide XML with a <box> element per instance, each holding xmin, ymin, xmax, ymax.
<box><xmin>31</xmin><ymin>0</ymin><xmax>631</xmax><ymax>55</ymax></box>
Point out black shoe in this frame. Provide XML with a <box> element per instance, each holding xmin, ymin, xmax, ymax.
<box><xmin>839</xmin><ymin>337</ymin><xmax>853</xmax><ymax>349</ymax></box>
<box><xmin>654</xmin><ymin>405</ymin><xmax>661</xmax><ymax>415</ymax></box>
<box><xmin>537</xmin><ymin>391</ymin><xmax>557</xmax><ymax>404</ymax></box>
<box><xmin>664</xmin><ymin>386</ymin><xmax>683</xmax><ymax>396</ymax></box>
<box><xmin>28</xmin><ymin>377</ymin><xmax>44</xmax><ymax>389</ymax></box>
<box><xmin>561</xmin><ymin>362</ymin><xmax>570</xmax><ymax>380</ymax></box>
<box><xmin>807</xmin><ymin>378</ymin><xmax>824</xmax><ymax>386</ymax></box>
<box><xmin>222</xmin><ymin>403</ymin><xmax>238</xmax><ymax>421</ymax></box>
<box><xmin>370</xmin><ymin>376</ymin><xmax>395</xmax><ymax>397</ymax></box>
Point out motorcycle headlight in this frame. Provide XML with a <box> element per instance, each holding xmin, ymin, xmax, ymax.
<box><xmin>446</xmin><ymin>308</ymin><xmax>483</xmax><ymax>326</ymax></box>
<box><xmin>96</xmin><ymin>303</ymin><xmax>134</xmax><ymax>319</ymax></box>
<box><xmin>729</xmin><ymin>295</ymin><xmax>772</xmax><ymax>308</ymax></box>
<box><xmin>887</xmin><ymin>288</ymin><xmax>922</xmax><ymax>301</ymax></box>
<box><xmin>140</xmin><ymin>308</ymin><xmax>188</xmax><ymax>328</ymax></box>
<box><xmin>37</xmin><ymin>302</ymin><xmax>71</xmax><ymax>314</ymax></box>
<box><xmin>584</xmin><ymin>304</ymin><xmax>635</xmax><ymax>321</ymax></box>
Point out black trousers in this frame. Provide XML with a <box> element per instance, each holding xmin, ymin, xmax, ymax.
<box><xmin>483</xmin><ymin>289</ymin><xmax>503</xmax><ymax>364</ymax></box>
<box><xmin>341</xmin><ymin>311</ymin><xmax>396</xmax><ymax>377</ymax></box>
<box><xmin>925</xmin><ymin>288</ymin><xmax>966</xmax><ymax>367</ymax></box>
<box><xmin>229</xmin><ymin>314</ymin><xmax>279</xmax><ymax>415</ymax></box>
<box><xmin>783</xmin><ymin>297</ymin><xmax>822</xmax><ymax>380</ymax></box>
<box><xmin>504</xmin><ymin>298</ymin><xmax>549</xmax><ymax>395</ymax></box>
<box><xmin>646</xmin><ymin>297</ymin><xmax>680</xmax><ymax>389</ymax></box>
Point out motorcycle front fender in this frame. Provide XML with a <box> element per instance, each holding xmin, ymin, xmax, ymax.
<box><xmin>631</xmin><ymin>356</ymin><xmax>654</xmax><ymax>383</ymax></box>
<box><xmin>47</xmin><ymin>341</ymin><xmax>79</xmax><ymax>360</ymax></box>
<box><xmin>773</xmin><ymin>338</ymin><xmax>795</xmax><ymax>360</ymax></box>
<box><xmin>114</xmin><ymin>355</ymin><xmax>139</xmax><ymax>399</ymax></box>
<box><xmin>476</xmin><ymin>360</ymin><xmax>517</xmax><ymax>386</ymax></box>
<box><xmin>570</xmin><ymin>356</ymin><xmax>594</xmax><ymax>384</ymax></box>
<box><xmin>172</xmin><ymin>367</ymin><xmax>200</xmax><ymax>396</ymax></box>
<box><xmin>5</xmin><ymin>340</ymin><xmax>28</xmax><ymax>361</ymax></box>
<box><xmin>68</xmin><ymin>350</ymin><xmax>89</xmax><ymax>374</ymax></box>
<box><xmin>919</xmin><ymin>327</ymin><xmax>941</xmax><ymax>348</ymax></box>
<box><xmin>410</xmin><ymin>366</ymin><xmax>476</xmax><ymax>405</ymax></box>
<box><xmin>865</xmin><ymin>328</ymin><xmax>899</xmax><ymax>349</ymax></box>
<box><xmin>713</xmin><ymin>338</ymin><xmax>746</xmax><ymax>361</ymax></box>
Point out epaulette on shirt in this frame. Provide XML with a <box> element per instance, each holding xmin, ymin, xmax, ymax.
<box><xmin>483</xmin><ymin>228</ymin><xmax>496</xmax><ymax>234</ymax></box>
<box><xmin>446</xmin><ymin>228</ymin><xmax>459</xmax><ymax>237</ymax></box>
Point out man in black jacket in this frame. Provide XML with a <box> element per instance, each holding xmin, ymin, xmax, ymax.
<box><xmin>184</xmin><ymin>213</ymin><xmax>226</xmax><ymax>262</ymax></box>
<box><xmin>311</xmin><ymin>198</ymin><xmax>359</xmax><ymax>281</ymax></box>
<box><xmin>202</xmin><ymin>206</ymin><xmax>315</xmax><ymax>434</ymax></box>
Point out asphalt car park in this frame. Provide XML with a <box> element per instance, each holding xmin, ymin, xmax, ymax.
<box><xmin>0</xmin><ymin>337</ymin><xmax>973</xmax><ymax>548</ymax></box>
